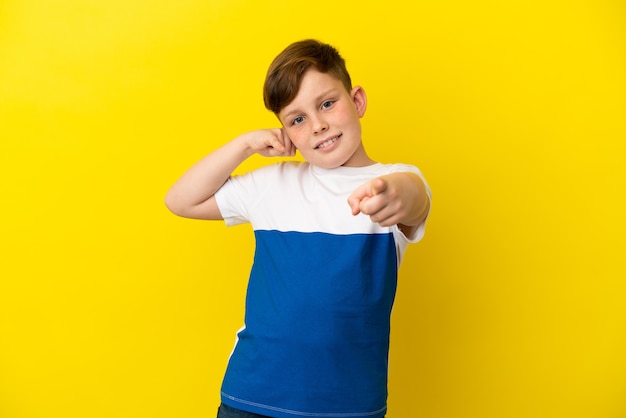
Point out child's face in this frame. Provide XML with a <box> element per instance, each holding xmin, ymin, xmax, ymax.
<box><xmin>278</xmin><ymin>69</ymin><xmax>372</xmax><ymax>168</ymax></box>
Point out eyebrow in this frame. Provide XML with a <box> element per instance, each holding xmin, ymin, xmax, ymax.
<box><xmin>281</xmin><ymin>88</ymin><xmax>339</xmax><ymax>120</ymax></box>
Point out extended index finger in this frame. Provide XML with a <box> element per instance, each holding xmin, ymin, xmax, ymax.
<box><xmin>347</xmin><ymin>183</ymin><xmax>367</xmax><ymax>215</ymax></box>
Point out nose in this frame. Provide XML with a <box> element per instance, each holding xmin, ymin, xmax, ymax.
<box><xmin>312</xmin><ymin>114</ymin><xmax>328</xmax><ymax>134</ymax></box>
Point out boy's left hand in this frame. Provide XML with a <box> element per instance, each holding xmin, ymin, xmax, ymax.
<box><xmin>347</xmin><ymin>172</ymin><xmax>429</xmax><ymax>228</ymax></box>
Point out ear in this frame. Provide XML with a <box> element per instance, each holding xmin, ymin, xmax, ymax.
<box><xmin>351</xmin><ymin>86</ymin><xmax>367</xmax><ymax>118</ymax></box>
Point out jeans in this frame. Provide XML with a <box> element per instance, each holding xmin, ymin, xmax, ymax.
<box><xmin>216</xmin><ymin>402</ymin><xmax>385</xmax><ymax>418</ymax></box>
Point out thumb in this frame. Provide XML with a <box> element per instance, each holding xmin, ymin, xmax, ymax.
<box><xmin>371</xmin><ymin>177</ymin><xmax>387</xmax><ymax>195</ymax></box>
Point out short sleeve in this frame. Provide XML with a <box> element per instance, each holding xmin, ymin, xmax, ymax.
<box><xmin>387</xmin><ymin>163</ymin><xmax>432</xmax><ymax>238</ymax></box>
<box><xmin>214</xmin><ymin>165</ymin><xmax>274</xmax><ymax>227</ymax></box>
<box><xmin>214</xmin><ymin>177</ymin><xmax>248</xmax><ymax>226</ymax></box>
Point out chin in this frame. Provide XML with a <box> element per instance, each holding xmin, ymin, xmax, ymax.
<box><xmin>312</xmin><ymin>158</ymin><xmax>347</xmax><ymax>169</ymax></box>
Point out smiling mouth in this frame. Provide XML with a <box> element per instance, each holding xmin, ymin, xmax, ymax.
<box><xmin>315</xmin><ymin>134</ymin><xmax>342</xmax><ymax>150</ymax></box>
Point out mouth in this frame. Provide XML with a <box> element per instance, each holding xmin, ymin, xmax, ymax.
<box><xmin>314</xmin><ymin>134</ymin><xmax>342</xmax><ymax>150</ymax></box>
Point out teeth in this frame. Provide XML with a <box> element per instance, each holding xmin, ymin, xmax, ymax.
<box><xmin>317</xmin><ymin>137</ymin><xmax>338</xmax><ymax>149</ymax></box>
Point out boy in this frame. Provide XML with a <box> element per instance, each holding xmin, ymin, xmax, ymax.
<box><xmin>165</xmin><ymin>39</ymin><xmax>431</xmax><ymax>418</ymax></box>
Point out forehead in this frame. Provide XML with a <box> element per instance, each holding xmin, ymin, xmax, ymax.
<box><xmin>295</xmin><ymin>69</ymin><xmax>345</xmax><ymax>98</ymax></box>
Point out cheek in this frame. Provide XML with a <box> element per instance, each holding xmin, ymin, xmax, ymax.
<box><xmin>331</xmin><ymin>110</ymin><xmax>354</xmax><ymax>128</ymax></box>
<box><xmin>286</xmin><ymin>130</ymin><xmax>306</xmax><ymax>149</ymax></box>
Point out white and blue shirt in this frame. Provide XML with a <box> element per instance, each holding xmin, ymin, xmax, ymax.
<box><xmin>215</xmin><ymin>162</ymin><xmax>429</xmax><ymax>418</ymax></box>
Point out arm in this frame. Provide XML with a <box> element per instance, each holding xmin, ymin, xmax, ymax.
<box><xmin>347</xmin><ymin>172</ymin><xmax>430</xmax><ymax>237</ymax></box>
<box><xmin>164</xmin><ymin>129</ymin><xmax>294</xmax><ymax>220</ymax></box>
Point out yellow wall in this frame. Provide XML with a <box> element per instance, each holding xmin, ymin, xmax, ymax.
<box><xmin>1</xmin><ymin>1</ymin><xmax>625</xmax><ymax>417</ymax></box>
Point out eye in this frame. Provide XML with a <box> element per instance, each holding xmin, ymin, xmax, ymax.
<box><xmin>321</xmin><ymin>100</ymin><xmax>334</xmax><ymax>109</ymax></box>
<box><xmin>292</xmin><ymin>116</ymin><xmax>305</xmax><ymax>125</ymax></box>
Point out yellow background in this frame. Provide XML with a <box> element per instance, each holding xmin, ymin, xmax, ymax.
<box><xmin>1</xmin><ymin>1</ymin><xmax>625</xmax><ymax>417</ymax></box>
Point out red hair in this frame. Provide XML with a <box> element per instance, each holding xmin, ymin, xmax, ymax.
<box><xmin>263</xmin><ymin>39</ymin><xmax>352</xmax><ymax>114</ymax></box>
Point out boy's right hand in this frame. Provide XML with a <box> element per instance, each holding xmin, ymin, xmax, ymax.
<box><xmin>243</xmin><ymin>129</ymin><xmax>296</xmax><ymax>158</ymax></box>
<box><xmin>165</xmin><ymin>128</ymin><xmax>296</xmax><ymax>220</ymax></box>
